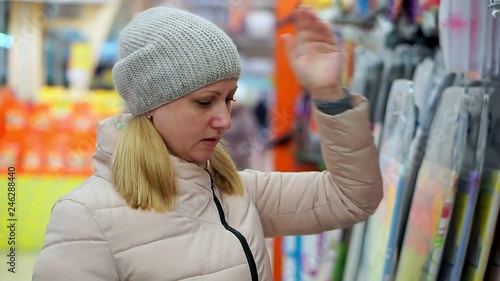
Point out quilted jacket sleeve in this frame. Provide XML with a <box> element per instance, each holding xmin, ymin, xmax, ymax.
<box><xmin>240</xmin><ymin>94</ymin><xmax>383</xmax><ymax>238</ymax></box>
<box><xmin>32</xmin><ymin>199</ymin><xmax>119</xmax><ymax>281</ymax></box>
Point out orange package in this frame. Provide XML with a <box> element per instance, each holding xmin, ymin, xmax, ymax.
<box><xmin>1</xmin><ymin>98</ymin><xmax>28</xmax><ymax>172</ymax></box>
<box><xmin>18</xmin><ymin>103</ymin><xmax>55</xmax><ymax>175</ymax></box>
<box><xmin>66</xmin><ymin>102</ymin><xmax>97</xmax><ymax>176</ymax></box>
<box><xmin>27</xmin><ymin>103</ymin><xmax>54</xmax><ymax>137</ymax></box>
<box><xmin>0</xmin><ymin>87</ymin><xmax>16</xmax><ymax>138</ymax></box>
<box><xmin>3</xmin><ymin>96</ymin><xmax>27</xmax><ymax>136</ymax></box>
<box><xmin>67</xmin><ymin>134</ymin><xmax>95</xmax><ymax>176</ymax></box>
<box><xmin>0</xmin><ymin>136</ymin><xmax>21</xmax><ymax>171</ymax></box>
<box><xmin>45</xmin><ymin>133</ymin><xmax>71</xmax><ymax>178</ymax></box>
<box><xmin>20</xmin><ymin>132</ymin><xmax>45</xmax><ymax>175</ymax></box>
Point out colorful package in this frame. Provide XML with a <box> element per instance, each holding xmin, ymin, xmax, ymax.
<box><xmin>395</xmin><ymin>86</ymin><xmax>469</xmax><ymax>281</ymax></box>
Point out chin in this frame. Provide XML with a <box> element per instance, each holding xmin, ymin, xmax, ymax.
<box><xmin>194</xmin><ymin>153</ymin><xmax>214</xmax><ymax>165</ymax></box>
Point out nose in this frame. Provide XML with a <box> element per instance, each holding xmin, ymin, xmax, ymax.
<box><xmin>210</xmin><ymin>104</ymin><xmax>232</xmax><ymax>130</ymax></box>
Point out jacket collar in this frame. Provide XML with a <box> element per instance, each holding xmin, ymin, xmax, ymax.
<box><xmin>92</xmin><ymin>114</ymin><xmax>212</xmax><ymax>192</ymax></box>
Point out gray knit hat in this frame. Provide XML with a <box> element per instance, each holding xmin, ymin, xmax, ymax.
<box><xmin>112</xmin><ymin>7</ymin><xmax>241</xmax><ymax>116</ymax></box>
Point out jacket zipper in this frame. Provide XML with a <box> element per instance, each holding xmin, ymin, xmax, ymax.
<box><xmin>205</xmin><ymin>169</ymin><xmax>259</xmax><ymax>281</ymax></box>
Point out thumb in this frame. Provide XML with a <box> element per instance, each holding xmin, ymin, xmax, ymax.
<box><xmin>280</xmin><ymin>33</ymin><xmax>298</xmax><ymax>60</ymax></box>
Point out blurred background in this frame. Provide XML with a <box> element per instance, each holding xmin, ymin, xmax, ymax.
<box><xmin>1</xmin><ymin>0</ymin><xmax>500</xmax><ymax>280</ymax></box>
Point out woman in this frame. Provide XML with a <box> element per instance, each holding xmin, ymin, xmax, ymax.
<box><xmin>33</xmin><ymin>6</ymin><xmax>382</xmax><ymax>281</ymax></box>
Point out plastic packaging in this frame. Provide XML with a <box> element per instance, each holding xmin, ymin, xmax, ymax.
<box><xmin>469</xmin><ymin>0</ymin><xmax>489</xmax><ymax>78</ymax></box>
<box><xmin>492</xmin><ymin>16</ymin><xmax>500</xmax><ymax>76</ymax></box>
<box><xmin>462</xmin><ymin>86</ymin><xmax>500</xmax><ymax>281</ymax></box>
<box><xmin>395</xmin><ymin>86</ymin><xmax>469</xmax><ymax>281</ymax></box>
<box><xmin>439</xmin><ymin>0</ymin><xmax>472</xmax><ymax>74</ymax></box>
<box><xmin>358</xmin><ymin>79</ymin><xmax>416</xmax><ymax>281</ymax></box>
<box><xmin>438</xmin><ymin>86</ymin><xmax>489</xmax><ymax>280</ymax></box>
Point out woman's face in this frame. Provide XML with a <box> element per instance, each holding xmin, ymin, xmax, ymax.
<box><xmin>149</xmin><ymin>79</ymin><xmax>238</xmax><ymax>167</ymax></box>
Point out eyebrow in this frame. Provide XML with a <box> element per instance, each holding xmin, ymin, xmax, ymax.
<box><xmin>205</xmin><ymin>86</ymin><xmax>238</xmax><ymax>96</ymax></box>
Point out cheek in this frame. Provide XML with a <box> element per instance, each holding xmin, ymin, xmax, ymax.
<box><xmin>155</xmin><ymin>116</ymin><xmax>203</xmax><ymax>145</ymax></box>
<box><xmin>153</xmin><ymin>117</ymin><xmax>176</xmax><ymax>142</ymax></box>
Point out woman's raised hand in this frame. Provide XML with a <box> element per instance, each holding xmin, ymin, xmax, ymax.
<box><xmin>282</xmin><ymin>6</ymin><xmax>345</xmax><ymax>101</ymax></box>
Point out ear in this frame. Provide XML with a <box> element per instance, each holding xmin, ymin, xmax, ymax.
<box><xmin>148</xmin><ymin>108</ymin><xmax>157</xmax><ymax>119</ymax></box>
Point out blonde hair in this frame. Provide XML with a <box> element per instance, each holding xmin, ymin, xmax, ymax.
<box><xmin>111</xmin><ymin>114</ymin><xmax>244</xmax><ymax>212</ymax></box>
<box><xmin>209</xmin><ymin>144</ymin><xmax>245</xmax><ymax>196</ymax></box>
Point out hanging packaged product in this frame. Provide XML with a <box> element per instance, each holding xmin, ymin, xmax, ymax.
<box><xmin>439</xmin><ymin>0</ymin><xmax>470</xmax><ymax>74</ymax></box>
<box><xmin>484</xmin><ymin>218</ymin><xmax>500</xmax><ymax>280</ymax></box>
<box><xmin>349</xmin><ymin>47</ymin><xmax>384</xmax><ymax>123</ymax></box>
<box><xmin>357</xmin><ymin>79</ymin><xmax>416</xmax><ymax>281</ymax></box>
<box><xmin>438</xmin><ymin>0</ymin><xmax>486</xmax><ymax>76</ymax></box>
<box><xmin>343</xmin><ymin>50</ymin><xmax>385</xmax><ymax>281</ymax></box>
<box><xmin>480</xmin><ymin>12</ymin><xmax>495</xmax><ymax>79</ymax></box>
<box><xmin>395</xmin><ymin>86</ymin><xmax>469</xmax><ymax>281</ymax></box>
<box><xmin>462</xmin><ymin>86</ymin><xmax>500</xmax><ymax>281</ymax></box>
<box><xmin>313</xmin><ymin>230</ymin><xmax>344</xmax><ymax>281</ymax></box>
<box><xmin>387</xmin><ymin>70</ymin><xmax>457</xmax><ymax>281</ymax></box>
<box><xmin>462</xmin><ymin>170</ymin><xmax>500</xmax><ymax>281</ymax></box>
<box><xmin>438</xmin><ymin>86</ymin><xmax>489</xmax><ymax>281</ymax></box>
<box><xmin>282</xmin><ymin>230</ymin><xmax>343</xmax><ymax>281</ymax></box>
<box><xmin>283</xmin><ymin>236</ymin><xmax>301</xmax><ymax>281</ymax></box>
<box><xmin>372</xmin><ymin>49</ymin><xmax>406</xmax><ymax>147</ymax></box>
<box><xmin>492</xmin><ymin>16</ymin><xmax>500</xmax><ymax>76</ymax></box>
<box><xmin>468</xmin><ymin>0</ymin><xmax>489</xmax><ymax>79</ymax></box>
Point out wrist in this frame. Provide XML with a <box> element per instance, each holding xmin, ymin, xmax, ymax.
<box><xmin>314</xmin><ymin>88</ymin><xmax>352</xmax><ymax>115</ymax></box>
<box><xmin>309</xmin><ymin>86</ymin><xmax>344</xmax><ymax>101</ymax></box>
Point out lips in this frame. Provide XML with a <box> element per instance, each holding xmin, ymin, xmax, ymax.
<box><xmin>201</xmin><ymin>137</ymin><xmax>219</xmax><ymax>148</ymax></box>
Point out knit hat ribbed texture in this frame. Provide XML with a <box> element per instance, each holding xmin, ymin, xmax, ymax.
<box><xmin>112</xmin><ymin>7</ymin><xmax>241</xmax><ymax>116</ymax></box>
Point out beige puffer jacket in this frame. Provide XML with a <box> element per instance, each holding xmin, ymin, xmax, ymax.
<box><xmin>32</xmin><ymin>94</ymin><xmax>382</xmax><ymax>281</ymax></box>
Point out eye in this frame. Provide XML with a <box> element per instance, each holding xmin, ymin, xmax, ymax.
<box><xmin>226</xmin><ymin>98</ymin><xmax>236</xmax><ymax>103</ymax></box>
<box><xmin>196</xmin><ymin>100</ymin><xmax>211</xmax><ymax>107</ymax></box>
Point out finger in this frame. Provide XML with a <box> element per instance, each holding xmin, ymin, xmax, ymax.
<box><xmin>301</xmin><ymin>42</ymin><xmax>341</xmax><ymax>55</ymax></box>
<box><xmin>298</xmin><ymin>19</ymin><xmax>336</xmax><ymax>45</ymax></box>
<box><xmin>298</xmin><ymin>26</ymin><xmax>335</xmax><ymax>45</ymax></box>
<box><xmin>311</xmin><ymin>17</ymin><xmax>340</xmax><ymax>46</ymax></box>
<box><xmin>298</xmin><ymin>5</ymin><xmax>318</xmax><ymax>23</ymax></box>
<box><xmin>281</xmin><ymin>33</ymin><xmax>299</xmax><ymax>60</ymax></box>
<box><xmin>295</xmin><ymin>7</ymin><xmax>332</xmax><ymax>35</ymax></box>
<box><xmin>295</xmin><ymin>6</ymin><xmax>315</xmax><ymax>32</ymax></box>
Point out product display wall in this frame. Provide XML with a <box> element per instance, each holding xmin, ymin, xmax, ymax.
<box><xmin>1</xmin><ymin>1</ymin><xmax>499</xmax><ymax>281</ymax></box>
